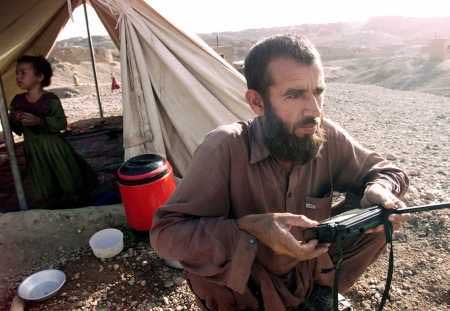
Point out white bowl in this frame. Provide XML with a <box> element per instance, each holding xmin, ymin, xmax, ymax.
<box><xmin>89</xmin><ymin>228</ymin><xmax>124</xmax><ymax>258</ymax></box>
<box><xmin>18</xmin><ymin>269</ymin><xmax>66</xmax><ymax>301</ymax></box>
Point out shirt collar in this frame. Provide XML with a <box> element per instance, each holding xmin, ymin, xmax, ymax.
<box><xmin>248</xmin><ymin>117</ymin><xmax>271</xmax><ymax>164</ymax></box>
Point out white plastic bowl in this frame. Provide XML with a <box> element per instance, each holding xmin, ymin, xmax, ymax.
<box><xmin>18</xmin><ymin>269</ymin><xmax>66</xmax><ymax>301</ymax></box>
<box><xmin>89</xmin><ymin>228</ymin><xmax>124</xmax><ymax>258</ymax></box>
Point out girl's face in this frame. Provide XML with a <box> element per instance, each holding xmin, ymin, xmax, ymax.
<box><xmin>16</xmin><ymin>62</ymin><xmax>43</xmax><ymax>90</ymax></box>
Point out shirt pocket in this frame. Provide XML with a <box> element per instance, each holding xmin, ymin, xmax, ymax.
<box><xmin>304</xmin><ymin>194</ymin><xmax>332</xmax><ymax>222</ymax></box>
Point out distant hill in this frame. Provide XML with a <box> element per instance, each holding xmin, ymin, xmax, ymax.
<box><xmin>52</xmin><ymin>16</ymin><xmax>450</xmax><ymax>98</ymax></box>
<box><xmin>364</xmin><ymin>16</ymin><xmax>450</xmax><ymax>41</ymax></box>
<box><xmin>56</xmin><ymin>16</ymin><xmax>450</xmax><ymax>60</ymax></box>
<box><xmin>55</xmin><ymin>36</ymin><xmax>116</xmax><ymax>49</ymax></box>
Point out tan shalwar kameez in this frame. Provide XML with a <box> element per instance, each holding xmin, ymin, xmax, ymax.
<box><xmin>151</xmin><ymin>117</ymin><xmax>409</xmax><ymax>311</ymax></box>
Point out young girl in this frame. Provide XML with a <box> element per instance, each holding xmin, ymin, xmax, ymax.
<box><xmin>9</xmin><ymin>55</ymin><xmax>96</xmax><ymax>209</ymax></box>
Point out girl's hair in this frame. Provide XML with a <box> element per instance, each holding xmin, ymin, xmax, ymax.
<box><xmin>17</xmin><ymin>55</ymin><xmax>53</xmax><ymax>87</ymax></box>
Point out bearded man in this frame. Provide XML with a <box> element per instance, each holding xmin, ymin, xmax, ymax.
<box><xmin>150</xmin><ymin>35</ymin><xmax>409</xmax><ymax>311</ymax></box>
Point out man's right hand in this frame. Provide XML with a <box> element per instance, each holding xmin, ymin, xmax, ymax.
<box><xmin>237</xmin><ymin>213</ymin><xmax>329</xmax><ymax>261</ymax></box>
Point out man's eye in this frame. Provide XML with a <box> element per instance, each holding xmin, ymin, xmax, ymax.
<box><xmin>286</xmin><ymin>92</ymin><xmax>304</xmax><ymax>99</ymax></box>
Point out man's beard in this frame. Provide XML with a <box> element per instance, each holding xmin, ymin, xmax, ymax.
<box><xmin>262</xmin><ymin>102</ymin><xmax>326</xmax><ymax>164</ymax></box>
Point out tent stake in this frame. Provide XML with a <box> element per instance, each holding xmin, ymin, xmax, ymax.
<box><xmin>0</xmin><ymin>77</ymin><xmax>28</xmax><ymax>210</ymax></box>
<box><xmin>83</xmin><ymin>0</ymin><xmax>104</xmax><ymax>120</ymax></box>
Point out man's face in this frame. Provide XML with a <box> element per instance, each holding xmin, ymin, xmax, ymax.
<box><xmin>262</xmin><ymin>57</ymin><xmax>326</xmax><ymax>163</ymax></box>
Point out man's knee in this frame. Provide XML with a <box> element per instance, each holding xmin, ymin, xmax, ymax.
<box><xmin>185</xmin><ymin>273</ymin><xmax>258</xmax><ymax>311</ymax></box>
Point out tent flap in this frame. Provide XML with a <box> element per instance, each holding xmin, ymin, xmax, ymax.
<box><xmin>1</xmin><ymin>0</ymin><xmax>254</xmax><ymax>176</ymax></box>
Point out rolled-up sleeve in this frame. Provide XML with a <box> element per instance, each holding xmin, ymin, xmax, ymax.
<box><xmin>327</xmin><ymin>120</ymin><xmax>409</xmax><ymax>197</ymax></box>
<box><xmin>150</xmin><ymin>129</ymin><xmax>258</xmax><ymax>294</ymax></box>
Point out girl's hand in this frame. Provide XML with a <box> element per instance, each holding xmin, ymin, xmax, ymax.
<box><xmin>12</xmin><ymin>111</ymin><xmax>24</xmax><ymax>122</ymax></box>
<box><xmin>21</xmin><ymin>112</ymin><xmax>42</xmax><ymax>126</ymax></box>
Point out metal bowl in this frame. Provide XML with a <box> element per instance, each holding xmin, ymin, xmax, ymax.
<box><xmin>17</xmin><ymin>269</ymin><xmax>66</xmax><ymax>301</ymax></box>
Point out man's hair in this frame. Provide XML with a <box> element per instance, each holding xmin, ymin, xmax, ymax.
<box><xmin>243</xmin><ymin>35</ymin><xmax>321</xmax><ymax>96</ymax></box>
<box><xmin>17</xmin><ymin>55</ymin><xmax>53</xmax><ymax>87</ymax></box>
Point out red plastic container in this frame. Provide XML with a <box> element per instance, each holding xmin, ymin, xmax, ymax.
<box><xmin>117</xmin><ymin>154</ymin><xmax>176</xmax><ymax>231</ymax></box>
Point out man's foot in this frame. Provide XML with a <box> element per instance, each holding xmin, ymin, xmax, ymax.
<box><xmin>303</xmin><ymin>285</ymin><xmax>352</xmax><ymax>311</ymax></box>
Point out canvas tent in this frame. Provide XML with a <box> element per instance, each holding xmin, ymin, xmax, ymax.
<box><xmin>0</xmin><ymin>0</ymin><xmax>254</xmax><ymax>209</ymax></box>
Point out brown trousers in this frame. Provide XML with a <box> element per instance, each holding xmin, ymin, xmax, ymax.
<box><xmin>186</xmin><ymin>232</ymin><xmax>386</xmax><ymax>311</ymax></box>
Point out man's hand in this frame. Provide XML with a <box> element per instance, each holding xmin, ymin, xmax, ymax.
<box><xmin>21</xmin><ymin>112</ymin><xmax>42</xmax><ymax>126</ymax></box>
<box><xmin>361</xmin><ymin>183</ymin><xmax>410</xmax><ymax>233</ymax></box>
<box><xmin>237</xmin><ymin>213</ymin><xmax>329</xmax><ymax>261</ymax></box>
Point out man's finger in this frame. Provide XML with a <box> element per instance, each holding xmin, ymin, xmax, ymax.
<box><xmin>276</xmin><ymin>230</ymin><xmax>311</xmax><ymax>257</ymax></box>
<box><xmin>295</xmin><ymin>239</ymin><xmax>329</xmax><ymax>260</ymax></box>
<box><xmin>366</xmin><ymin>224</ymin><xmax>384</xmax><ymax>234</ymax></box>
<box><xmin>389</xmin><ymin>213</ymin><xmax>410</xmax><ymax>223</ymax></box>
<box><xmin>282</xmin><ymin>214</ymin><xmax>319</xmax><ymax>228</ymax></box>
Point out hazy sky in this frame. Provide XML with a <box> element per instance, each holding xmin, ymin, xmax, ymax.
<box><xmin>57</xmin><ymin>0</ymin><xmax>450</xmax><ymax>40</ymax></box>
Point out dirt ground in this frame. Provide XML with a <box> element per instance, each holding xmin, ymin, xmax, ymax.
<box><xmin>1</xmin><ymin>65</ymin><xmax>449</xmax><ymax>310</ymax></box>
<box><xmin>23</xmin><ymin>230</ymin><xmax>199</xmax><ymax>311</ymax></box>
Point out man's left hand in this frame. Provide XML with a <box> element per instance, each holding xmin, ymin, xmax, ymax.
<box><xmin>360</xmin><ymin>183</ymin><xmax>410</xmax><ymax>234</ymax></box>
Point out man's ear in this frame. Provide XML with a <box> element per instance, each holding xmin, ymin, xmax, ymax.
<box><xmin>245</xmin><ymin>89</ymin><xmax>265</xmax><ymax>116</ymax></box>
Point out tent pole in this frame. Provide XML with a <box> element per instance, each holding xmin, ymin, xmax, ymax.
<box><xmin>0</xmin><ymin>77</ymin><xmax>28</xmax><ymax>210</ymax></box>
<box><xmin>83</xmin><ymin>0</ymin><xmax>104</xmax><ymax>120</ymax></box>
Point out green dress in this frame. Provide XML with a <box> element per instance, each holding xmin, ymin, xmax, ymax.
<box><xmin>9</xmin><ymin>92</ymin><xmax>96</xmax><ymax>208</ymax></box>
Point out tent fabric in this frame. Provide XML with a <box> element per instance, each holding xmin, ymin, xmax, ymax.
<box><xmin>0</xmin><ymin>0</ymin><xmax>82</xmax><ymax>104</ymax></box>
<box><xmin>0</xmin><ymin>0</ymin><xmax>254</xmax><ymax>176</ymax></box>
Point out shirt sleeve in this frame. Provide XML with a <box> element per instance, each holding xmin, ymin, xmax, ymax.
<box><xmin>43</xmin><ymin>96</ymin><xmax>67</xmax><ymax>133</ymax></box>
<box><xmin>328</xmin><ymin>120</ymin><xmax>409</xmax><ymax>197</ymax></box>
<box><xmin>8</xmin><ymin>96</ymin><xmax>23</xmax><ymax>135</ymax></box>
<box><xmin>150</xmin><ymin>130</ymin><xmax>258</xmax><ymax>294</ymax></box>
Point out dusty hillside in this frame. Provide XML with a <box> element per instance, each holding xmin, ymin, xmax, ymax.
<box><xmin>325</xmin><ymin>56</ymin><xmax>450</xmax><ymax>97</ymax></box>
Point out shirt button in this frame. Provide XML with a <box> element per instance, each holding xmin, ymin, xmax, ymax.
<box><xmin>249</xmin><ymin>238</ymin><xmax>256</xmax><ymax>245</ymax></box>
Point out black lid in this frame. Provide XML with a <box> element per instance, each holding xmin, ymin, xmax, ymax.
<box><xmin>118</xmin><ymin>154</ymin><xmax>167</xmax><ymax>177</ymax></box>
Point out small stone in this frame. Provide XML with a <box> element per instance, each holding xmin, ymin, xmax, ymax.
<box><xmin>176</xmin><ymin>307</ymin><xmax>184</xmax><ymax>311</ymax></box>
<box><xmin>393</xmin><ymin>231</ymin><xmax>407</xmax><ymax>241</ymax></box>
<box><xmin>128</xmin><ymin>277</ymin><xmax>136</xmax><ymax>286</ymax></box>
<box><xmin>174</xmin><ymin>277</ymin><xmax>185</xmax><ymax>286</ymax></box>
<box><xmin>163</xmin><ymin>296</ymin><xmax>170</xmax><ymax>305</ymax></box>
<box><xmin>98</xmin><ymin>265</ymin><xmax>104</xmax><ymax>272</ymax></box>
<box><xmin>113</xmin><ymin>264</ymin><xmax>120</xmax><ymax>271</ymax></box>
<box><xmin>421</xmin><ymin>192</ymin><xmax>435</xmax><ymax>201</ymax></box>
<box><xmin>163</xmin><ymin>280</ymin><xmax>174</xmax><ymax>288</ymax></box>
<box><xmin>142</xmin><ymin>260</ymin><xmax>149</xmax><ymax>266</ymax></box>
<box><xmin>140</xmin><ymin>280</ymin><xmax>147</xmax><ymax>286</ymax></box>
<box><xmin>386</xmin><ymin>153</ymin><xmax>397</xmax><ymax>160</ymax></box>
<box><xmin>73</xmin><ymin>272</ymin><xmax>80</xmax><ymax>280</ymax></box>
<box><xmin>409</xmin><ymin>170</ymin><xmax>420</xmax><ymax>177</ymax></box>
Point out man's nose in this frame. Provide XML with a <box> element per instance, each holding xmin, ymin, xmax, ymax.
<box><xmin>303</xmin><ymin>94</ymin><xmax>321</xmax><ymax>117</ymax></box>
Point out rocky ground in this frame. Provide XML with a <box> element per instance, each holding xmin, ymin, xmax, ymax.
<box><xmin>326</xmin><ymin>83</ymin><xmax>450</xmax><ymax>311</ymax></box>
<box><xmin>2</xmin><ymin>82</ymin><xmax>449</xmax><ymax>311</ymax></box>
